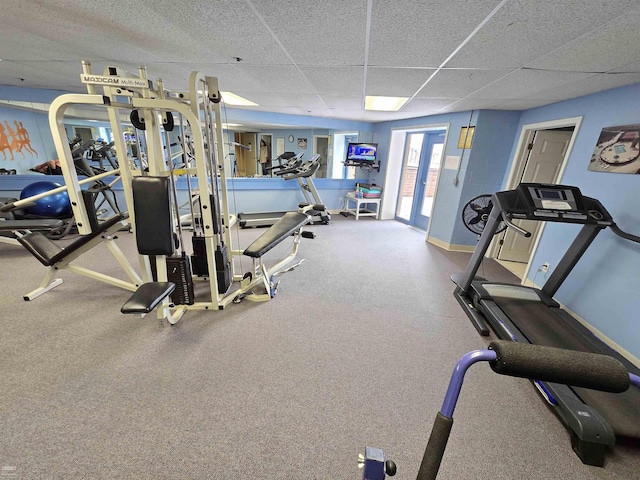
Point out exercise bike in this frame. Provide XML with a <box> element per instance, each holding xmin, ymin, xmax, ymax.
<box><xmin>360</xmin><ymin>341</ymin><xmax>640</xmax><ymax>479</ymax></box>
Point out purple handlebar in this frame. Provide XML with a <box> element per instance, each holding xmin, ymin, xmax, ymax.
<box><xmin>441</xmin><ymin>350</ymin><xmax>497</xmax><ymax>417</ymax></box>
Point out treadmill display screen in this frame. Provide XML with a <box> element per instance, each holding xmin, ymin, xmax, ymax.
<box><xmin>537</xmin><ymin>189</ymin><xmax>565</xmax><ymax>200</ymax></box>
<box><xmin>527</xmin><ymin>186</ymin><xmax>577</xmax><ymax>211</ymax></box>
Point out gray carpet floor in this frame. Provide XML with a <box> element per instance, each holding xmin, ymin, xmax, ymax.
<box><xmin>1</xmin><ymin>215</ymin><xmax>638</xmax><ymax>479</ymax></box>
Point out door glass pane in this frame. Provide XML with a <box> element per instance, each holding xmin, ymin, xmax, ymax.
<box><xmin>420</xmin><ymin>142</ymin><xmax>443</xmax><ymax>217</ymax></box>
<box><xmin>396</xmin><ymin>133</ymin><xmax>423</xmax><ymax>220</ymax></box>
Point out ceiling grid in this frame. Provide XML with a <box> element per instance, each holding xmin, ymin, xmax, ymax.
<box><xmin>0</xmin><ymin>0</ymin><xmax>639</xmax><ymax>122</ymax></box>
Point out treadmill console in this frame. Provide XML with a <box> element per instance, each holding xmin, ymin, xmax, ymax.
<box><xmin>495</xmin><ymin>183</ymin><xmax>612</xmax><ymax>225</ymax></box>
<box><xmin>526</xmin><ymin>185</ymin><xmax>579</xmax><ymax>212</ymax></box>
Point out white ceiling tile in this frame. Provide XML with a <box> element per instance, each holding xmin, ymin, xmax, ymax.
<box><xmin>526</xmin><ymin>7</ymin><xmax>640</xmax><ymax>72</ymax></box>
<box><xmin>469</xmin><ymin>69</ymin><xmax>595</xmax><ymax>99</ymax></box>
<box><xmin>446</xmin><ymin>0</ymin><xmax>636</xmax><ymax>69</ymax></box>
<box><xmin>523</xmin><ymin>73</ymin><xmax>640</xmax><ymax>100</ymax></box>
<box><xmin>418</xmin><ymin>69</ymin><xmax>513</xmax><ymax>98</ymax></box>
<box><xmin>299</xmin><ymin>67</ymin><xmax>364</xmax><ymax>96</ymax></box>
<box><xmin>320</xmin><ymin>97</ymin><xmax>362</xmax><ymax>110</ymax></box>
<box><xmin>0</xmin><ymin>0</ymin><xmax>638</xmax><ymax>122</ymax></box>
<box><xmin>497</xmin><ymin>99</ymin><xmax>557</xmax><ymax>110</ymax></box>
<box><xmin>365</xmin><ymin>68</ymin><xmax>435</xmax><ymax>97</ymax></box>
<box><xmin>251</xmin><ymin>0</ymin><xmax>366</xmax><ymax>66</ymax></box>
<box><xmin>402</xmin><ymin>98</ymin><xmax>460</xmax><ymax>113</ymax></box>
<box><xmin>361</xmin><ymin>110</ymin><xmax>429</xmax><ymax>122</ymax></box>
<box><xmin>368</xmin><ymin>1</ymin><xmax>505</xmax><ymax>67</ymax></box>
<box><xmin>437</xmin><ymin>97</ymin><xmax>510</xmax><ymax>113</ymax></box>
<box><xmin>610</xmin><ymin>60</ymin><xmax>640</xmax><ymax>73</ymax></box>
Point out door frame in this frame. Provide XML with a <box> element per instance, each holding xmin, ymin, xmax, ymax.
<box><xmin>331</xmin><ymin>131</ymin><xmax>358</xmax><ymax>179</ymax></box>
<box><xmin>488</xmin><ymin>116</ymin><xmax>583</xmax><ymax>283</ymax></box>
<box><xmin>395</xmin><ymin>131</ymin><xmax>444</xmax><ymax>230</ymax></box>
<box><xmin>381</xmin><ymin>123</ymin><xmax>450</xmax><ymax>228</ymax></box>
<box><xmin>258</xmin><ymin>133</ymin><xmax>273</xmax><ymax>176</ymax></box>
<box><xmin>313</xmin><ymin>134</ymin><xmax>330</xmax><ymax>177</ymax></box>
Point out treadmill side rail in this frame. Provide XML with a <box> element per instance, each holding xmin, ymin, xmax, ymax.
<box><xmin>551</xmin><ymin>383</ymin><xmax>616</xmax><ymax>467</ymax></box>
<box><xmin>476</xmin><ymin>298</ymin><xmax>615</xmax><ymax>467</ymax></box>
<box><xmin>453</xmin><ymin>287</ymin><xmax>489</xmax><ymax>336</ymax></box>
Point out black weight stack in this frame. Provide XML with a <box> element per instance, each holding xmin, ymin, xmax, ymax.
<box><xmin>190</xmin><ymin>237</ymin><xmax>232</xmax><ymax>294</ymax></box>
<box><xmin>166</xmin><ymin>253</ymin><xmax>195</xmax><ymax>305</ymax></box>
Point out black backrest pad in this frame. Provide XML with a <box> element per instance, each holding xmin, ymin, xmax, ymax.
<box><xmin>17</xmin><ymin>213</ymin><xmax>127</xmax><ymax>266</ymax></box>
<box><xmin>132</xmin><ymin>176</ymin><xmax>174</xmax><ymax>256</ymax></box>
<box><xmin>243</xmin><ymin>212</ymin><xmax>310</xmax><ymax>258</ymax></box>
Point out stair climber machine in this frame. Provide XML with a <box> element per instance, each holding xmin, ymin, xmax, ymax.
<box><xmin>238</xmin><ymin>154</ymin><xmax>330</xmax><ymax>228</ymax></box>
<box><xmin>450</xmin><ymin>183</ymin><xmax>640</xmax><ymax>466</ymax></box>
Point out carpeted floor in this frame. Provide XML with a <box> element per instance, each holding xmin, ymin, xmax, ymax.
<box><xmin>1</xmin><ymin>215</ymin><xmax>638</xmax><ymax>479</ymax></box>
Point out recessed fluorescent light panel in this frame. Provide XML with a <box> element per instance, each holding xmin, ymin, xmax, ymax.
<box><xmin>365</xmin><ymin>95</ymin><xmax>408</xmax><ymax>111</ymax></box>
<box><xmin>221</xmin><ymin>91</ymin><xmax>258</xmax><ymax>106</ymax></box>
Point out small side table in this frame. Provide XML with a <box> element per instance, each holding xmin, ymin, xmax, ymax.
<box><xmin>344</xmin><ymin>192</ymin><xmax>381</xmax><ymax>220</ymax></box>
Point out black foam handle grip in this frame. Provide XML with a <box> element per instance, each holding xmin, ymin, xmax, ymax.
<box><xmin>416</xmin><ymin>412</ymin><xmax>453</xmax><ymax>480</ymax></box>
<box><xmin>489</xmin><ymin>341</ymin><xmax>630</xmax><ymax>393</ymax></box>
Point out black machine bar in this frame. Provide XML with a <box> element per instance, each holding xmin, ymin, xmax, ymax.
<box><xmin>610</xmin><ymin>223</ymin><xmax>640</xmax><ymax>243</ymax></box>
<box><xmin>501</xmin><ymin>212</ymin><xmax>531</xmax><ymax>237</ymax></box>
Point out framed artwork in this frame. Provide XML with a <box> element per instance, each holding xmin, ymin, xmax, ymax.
<box><xmin>588</xmin><ymin>124</ymin><xmax>640</xmax><ymax>174</ymax></box>
<box><xmin>297</xmin><ymin>138</ymin><xmax>307</xmax><ymax>149</ymax></box>
<box><xmin>276</xmin><ymin>137</ymin><xmax>285</xmax><ymax>156</ymax></box>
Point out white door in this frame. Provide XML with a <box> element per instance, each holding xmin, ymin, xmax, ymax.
<box><xmin>498</xmin><ymin>130</ymin><xmax>573</xmax><ymax>263</ymax></box>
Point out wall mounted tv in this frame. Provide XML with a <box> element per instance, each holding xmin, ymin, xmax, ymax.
<box><xmin>345</xmin><ymin>143</ymin><xmax>380</xmax><ymax>170</ymax></box>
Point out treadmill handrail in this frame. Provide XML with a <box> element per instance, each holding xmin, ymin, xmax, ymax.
<box><xmin>502</xmin><ymin>212</ymin><xmax>532</xmax><ymax>237</ymax></box>
<box><xmin>610</xmin><ymin>223</ymin><xmax>640</xmax><ymax>244</ymax></box>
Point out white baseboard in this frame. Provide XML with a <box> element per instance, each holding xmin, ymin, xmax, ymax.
<box><xmin>427</xmin><ymin>236</ymin><xmax>475</xmax><ymax>252</ymax></box>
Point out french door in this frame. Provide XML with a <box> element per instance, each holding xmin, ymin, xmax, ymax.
<box><xmin>395</xmin><ymin>131</ymin><xmax>444</xmax><ymax>230</ymax></box>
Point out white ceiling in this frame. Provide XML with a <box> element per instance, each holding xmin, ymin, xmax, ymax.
<box><xmin>2</xmin><ymin>0</ymin><xmax>640</xmax><ymax>123</ymax></box>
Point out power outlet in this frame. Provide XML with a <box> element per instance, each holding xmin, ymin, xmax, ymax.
<box><xmin>541</xmin><ymin>262</ymin><xmax>550</xmax><ymax>273</ymax></box>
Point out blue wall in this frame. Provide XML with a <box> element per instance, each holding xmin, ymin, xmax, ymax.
<box><xmin>0</xmin><ymin>87</ymin><xmax>372</xmax><ymax>212</ymax></box>
<box><xmin>0</xmin><ymin>175</ymin><xmax>365</xmax><ymax>217</ymax></box>
<box><xmin>250</xmin><ymin>127</ymin><xmax>330</xmax><ymax>164</ymax></box>
<box><xmin>506</xmin><ymin>83</ymin><xmax>640</xmax><ymax>358</ymax></box>
<box><xmin>4</xmin><ymin>82</ymin><xmax>640</xmax><ymax>358</ymax></box>
<box><xmin>0</xmin><ymin>108</ymin><xmax>56</xmax><ymax>174</ymax></box>
<box><xmin>372</xmin><ymin>110</ymin><xmax>520</xmax><ymax>246</ymax></box>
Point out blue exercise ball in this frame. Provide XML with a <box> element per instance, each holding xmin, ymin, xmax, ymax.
<box><xmin>20</xmin><ymin>181</ymin><xmax>72</xmax><ymax>217</ymax></box>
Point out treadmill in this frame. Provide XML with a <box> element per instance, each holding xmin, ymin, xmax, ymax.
<box><xmin>238</xmin><ymin>154</ymin><xmax>329</xmax><ymax>228</ymax></box>
<box><xmin>452</xmin><ymin>183</ymin><xmax>640</xmax><ymax>467</ymax></box>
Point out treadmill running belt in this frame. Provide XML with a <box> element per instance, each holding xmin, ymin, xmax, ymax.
<box><xmin>493</xmin><ymin>296</ymin><xmax>640</xmax><ymax>438</ymax></box>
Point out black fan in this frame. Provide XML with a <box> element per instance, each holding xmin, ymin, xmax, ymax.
<box><xmin>461</xmin><ymin>194</ymin><xmax>506</xmax><ymax>235</ymax></box>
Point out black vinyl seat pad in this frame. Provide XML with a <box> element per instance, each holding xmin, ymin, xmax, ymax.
<box><xmin>121</xmin><ymin>282</ymin><xmax>175</xmax><ymax>314</ymax></box>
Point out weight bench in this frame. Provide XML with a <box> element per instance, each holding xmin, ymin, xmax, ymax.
<box><xmin>17</xmin><ymin>212</ymin><xmax>142</xmax><ymax>300</ymax></box>
<box><xmin>243</xmin><ymin>211</ymin><xmax>312</xmax><ymax>258</ymax></box>
<box><xmin>233</xmin><ymin>210</ymin><xmax>315</xmax><ymax>303</ymax></box>
<box><xmin>0</xmin><ymin>219</ymin><xmax>66</xmax><ymax>245</ymax></box>
<box><xmin>0</xmin><ymin>197</ymin><xmax>66</xmax><ymax>245</ymax></box>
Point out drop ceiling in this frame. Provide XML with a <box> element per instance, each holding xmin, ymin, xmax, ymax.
<box><xmin>2</xmin><ymin>0</ymin><xmax>640</xmax><ymax>123</ymax></box>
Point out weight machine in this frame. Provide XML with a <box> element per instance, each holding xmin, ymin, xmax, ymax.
<box><xmin>19</xmin><ymin>61</ymin><xmax>314</xmax><ymax>324</ymax></box>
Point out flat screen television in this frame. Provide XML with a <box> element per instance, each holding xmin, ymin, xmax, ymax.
<box><xmin>345</xmin><ymin>143</ymin><xmax>379</xmax><ymax>167</ymax></box>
